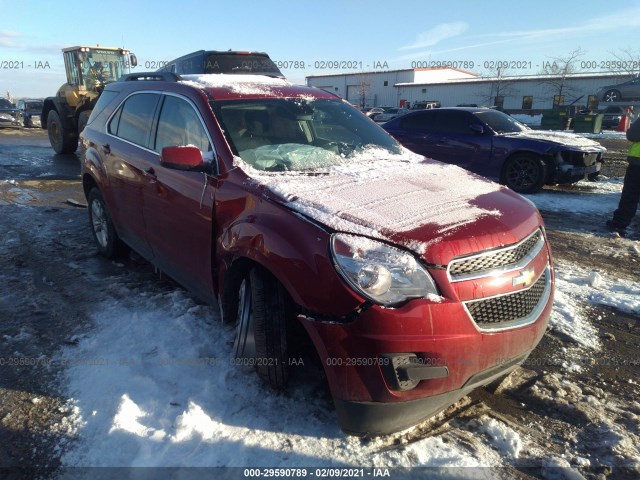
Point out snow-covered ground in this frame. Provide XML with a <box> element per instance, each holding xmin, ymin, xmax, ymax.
<box><xmin>49</xmin><ymin>177</ymin><xmax>639</xmax><ymax>476</ymax></box>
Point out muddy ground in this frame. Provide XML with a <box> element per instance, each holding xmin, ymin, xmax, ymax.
<box><xmin>0</xmin><ymin>129</ymin><xmax>638</xmax><ymax>479</ymax></box>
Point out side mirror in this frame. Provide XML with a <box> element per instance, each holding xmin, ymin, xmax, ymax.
<box><xmin>160</xmin><ymin>146</ymin><xmax>206</xmax><ymax>171</ymax></box>
<box><xmin>469</xmin><ymin>124</ymin><xmax>484</xmax><ymax>134</ymax></box>
<box><xmin>129</xmin><ymin>54</ymin><xmax>138</xmax><ymax>68</ymax></box>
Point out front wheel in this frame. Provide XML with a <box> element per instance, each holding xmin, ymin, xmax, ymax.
<box><xmin>233</xmin><ymin>267</ymin><xmax>289</xmax><ymax>389</ymax></box>
<box><xmin>47</xmin><ymin>110</ymin><xmax>78</xmax><ymax>154</ymax></box>
<box><xmin>502</xmin><ymin>154</ymin><xmax>547</xmax><ymax>194</ymax></box>
<box><xmin>87</xmin><ymin>188</ymin><xmax>128</xmax><ymax>258</ymax></box>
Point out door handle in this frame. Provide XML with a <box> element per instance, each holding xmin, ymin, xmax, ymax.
<box><xmin>143</xmin><ymin>167</ymin><xmax>157</xmax><ymax>182</ymax></box>
<box><xmin>101</xmin><ymin>144</ymin><xmax>111</xmax><ymax>155</ymax></box>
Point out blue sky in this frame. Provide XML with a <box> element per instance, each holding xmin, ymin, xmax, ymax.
<box><xmin>1</xmin><ymin>0</ymin><xmax>640</xmax><ymax>98</ymax></box>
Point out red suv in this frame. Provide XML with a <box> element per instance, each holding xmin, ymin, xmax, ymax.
<box><xmin>80</xmin><ymin>72</ymin><xmax>554</xmax><ymax>435</ymax></box>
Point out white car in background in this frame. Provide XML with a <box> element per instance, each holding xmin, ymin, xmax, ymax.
<box><xmin>374</xmin><ymin>107</ymin><xmax>409</xmax><ymax>123</ymax></box>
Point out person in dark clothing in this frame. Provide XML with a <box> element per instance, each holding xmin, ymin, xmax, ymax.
<box><xmin>607</xmin><ymin>116</ymin><xmax>640</xmax><ymax>236</ymax></box>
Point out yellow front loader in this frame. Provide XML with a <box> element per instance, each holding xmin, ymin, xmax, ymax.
<box><xmin>42</xmin><ymin>46</ymin><xmax>137</xmax><ymax>153</ymax></box>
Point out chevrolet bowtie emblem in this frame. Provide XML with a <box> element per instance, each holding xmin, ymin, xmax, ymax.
<box><xmin>512</xmin><ymin>268</ymin><xmax>536</xmax><ymax>288</ymax></box>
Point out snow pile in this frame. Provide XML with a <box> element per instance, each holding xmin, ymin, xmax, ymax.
<box><xmin>541</xmin><ymin>457</ymin><xmax>589</xmax><ymax>480</ymax></box>
<box><xmin>474</xmin><ymin>416</ymin><xmax>523</xmax><ymax>458</ymax></box>
<box><xmin>549</xmin><ymin>257</ymin><xmax>639</xmax><ymax>350</ymax></box>
<box><xmin>587</xmin><ymin>276</ymin><xmax>640</xmax><ymax>314</ymax></box>
<box><xmin>555</xmin><ymin>260</ymin><xmax>639</xmax><ymax>317</ymax></box>
<box><xmin>550</xmin><ymin>269</ymin><xmax>602</xmax><ymax>350</ymax></box>
<box><xmin>524</xmin><ymin>177</ymin><xmax>623</xmax><ymax>215</ymax></box>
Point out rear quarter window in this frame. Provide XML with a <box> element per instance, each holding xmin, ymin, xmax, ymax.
<box><xmin>88</xmin><ymin>90</ymin><xmax>119</xmax><ymax>125</ymax></box>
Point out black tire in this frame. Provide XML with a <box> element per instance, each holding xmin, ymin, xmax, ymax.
<box><xmin>587</xmin><ymin>171</ymin><xmax>600</xmax><ymax>181</ymax></box>
<box><xmin>77</xmin><ymin>110</ymin><xmax>92</xmax><ymax>135</ymax></box>
<box><xmin>603</xmin><ymin>90</ymin><xmax>621</xmax><ymax>102</ymax></box>
<box><xmin>87</xmin><ymin>188</ymin><xmax>127</xmax><ymax>259</ymax></box>
<box><xmin>502</xmin><ymin>154</ymin><xmax>547</xmax><ymax>194</ymax></box>
<box><xmin>47</xmin><ymin>110</ymin><xmax>78</xmax><ymax>154</ymax></box>
<box><xmin>233</xmin><ymin>267</ymin><xmax>289</xmax><ymax>389</ymax></box>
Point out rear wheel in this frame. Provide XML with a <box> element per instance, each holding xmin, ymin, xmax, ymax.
<box><xmin>87</xmin><ymin>188</ymin><xmax>127</xmax><ymax>259</ymax></box>
<box><xmin>502</xmin><ymin>154</ymin><xmax>547</xmax><ymax>194</ymax></box>
<box><xmin>233</xmin><ymin>267</ymin><xmax>289</xmax><ymax>389</ymax></box>
<box><xmin>47</xmin><ymin>110</ymin><xmax>78</xmax><ymax>154</ymax></box>
<box><xmin>603</xmin><ymin>89</ymin><xmax>621</xmax><ymax>102</ymax></box>
<box><xmin>77</xmin><ymin>110</ymin><xmax>90</xmax><ymax>134</ymax></box>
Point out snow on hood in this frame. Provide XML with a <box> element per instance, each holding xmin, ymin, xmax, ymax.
<box><xmin>234</xmin><ymin>148</ymin><xmax>504</xmax><ymax>253</ymax></box>
<box><xmin>507</xmin><ymin>130</ymin><xmax>606</xmax><ymax>150</ymax></box>
<box><xmin>180</xmin><ymin>74</ymin><xmax>291</xmax><ymax>95</ymax></box>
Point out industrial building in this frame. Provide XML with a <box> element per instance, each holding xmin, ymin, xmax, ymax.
<box><xmin>305</xmin><ymin>68</ymin><xmax>634</xmax><ymax>112</ymax></box>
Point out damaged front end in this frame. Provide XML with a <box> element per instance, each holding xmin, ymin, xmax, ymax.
<box><xmin>551</xmin><ymin>149</ymin><xmax>604</xmax><ymax>184</ymax></box>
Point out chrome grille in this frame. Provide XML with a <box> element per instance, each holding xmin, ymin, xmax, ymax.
<box><xmin>464</xmin><ymin>268</ymin><xmax>550</xmax><ymax>331</ymax></box>
<box><xmin>449</xmin><ymin>229</ymin><xmax>544</xmax><ymax>281</ymax></box>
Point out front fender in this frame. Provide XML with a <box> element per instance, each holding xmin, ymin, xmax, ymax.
<box><xmin>216</xmin><ymin>195</ymin><xmax>363</xmax><ymax>318</ymax></box>
<box><xmin>42</xmin><ymin>97</ymin><xmax>75</xmax><ymax>130</ymax></box>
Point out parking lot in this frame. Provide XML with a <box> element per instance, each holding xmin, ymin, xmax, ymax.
<box><xmin>0</xmin><ymin>128</ymin><xmax>639</xmax><ymax>479</ymax></box>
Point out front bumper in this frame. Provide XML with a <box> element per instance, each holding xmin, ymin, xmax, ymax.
<box><xmin>26</xmin><ymin>115</ymin><xmax>41</xmax><ymax>128</ymax></box>
<box><xmin>0</xmin><ymin>120</ymin><xmax>20</xmax><ymax>128</ymax></box>
<box><xmin>334</xmin><ymin>352</ymin><xmax>529</xmax><ymax>435</ymax></box>
<box><xmin>299</xmin><ymin>273</ymin><xmax>552</xmax><ymax>435</ymax></box>
<box><xmin>553</xmin><ymin>150</ymin><xmax>603</xmax><ymax>184</ymax></box>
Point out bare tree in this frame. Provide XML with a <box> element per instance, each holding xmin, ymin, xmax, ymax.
<box><xmin>607</xmin><ymin>48</ymin><xmax>640</xmax><ymax>77</ymax></box>
<box><xmin>538</xmin><ymin>48</ymin><xmax>586</xmax><ymax>106</ymax></box>
<box><xmin>356</xmin><ymin>74</ymin><xmax>372</xmax><ymax>109</ymax></box>
<box><xmin>479</xmin><ymin>65</ymin><xmax>517</xmax><ymax>109</ymax></box>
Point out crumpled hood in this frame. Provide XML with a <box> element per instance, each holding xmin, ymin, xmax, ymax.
<box><xmin>237</xmin><ymin>153</ymin><xmax>543</xmax><ymax>265</ymax></box>
<box><xmin>504</xmin><ymin>130</ymin><xmax>606</xmax><ymax>151</ymax></box>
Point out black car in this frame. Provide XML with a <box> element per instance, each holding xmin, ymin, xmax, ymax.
<box><xmin>596</xmin><ymin>76</ymin><xmax>640</xmax><ymax>103</ymax></box>
<box><xmin>382</xmin><ymin>107</ymin><xmax>606</xmax><ymax>193</ymax></box>
<box><xmin>600</xmin><ymin>106</ymin><xmax>625</xmax><ymax>129</ymax></box>
<box><xmin>15</xmin><ymin>99</ymin><xmax>44</xmax><ymax>128</ymax></box>
<box><xmin>0</xmin><ymin>98</ymin><xmax>20</xmax><ymax>128</ymax></box>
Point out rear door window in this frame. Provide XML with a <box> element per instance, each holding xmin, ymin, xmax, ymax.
<box><xmin>108</xmin><ymin>93</ymin><xmax>160</xmax><ymax>147</ymax></box>
<box><xmin>435</xmin><ymin>111</ymin><xmax>476</xmax><ymax>134</ymax></box>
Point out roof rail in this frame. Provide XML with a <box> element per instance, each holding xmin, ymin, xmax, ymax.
<box><xmin>118</xmin><ymin>72</ymin><xmax>181</xmax><ymax>82</ymax></box>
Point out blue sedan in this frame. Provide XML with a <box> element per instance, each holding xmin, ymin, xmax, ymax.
<box><xmin>382</xmin><ymin>107</ymin><xmax>605</xmax><ymax>193</ymax></box>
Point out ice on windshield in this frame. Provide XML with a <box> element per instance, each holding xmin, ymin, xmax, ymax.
<box><xmin>214</xmin><ymin>98</ymin><xmax>401</xmax><ymax>171</ymax></box>
<box><xmin>241</xmin><ymin>144</ymin><xmax>344</xmax><ymax>170</ymax></box>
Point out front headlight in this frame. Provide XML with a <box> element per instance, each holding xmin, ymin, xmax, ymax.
<box><xmin>330</xmin><ymin>233</ymin><xmax>439</xmax><ymax>306</ymax></box>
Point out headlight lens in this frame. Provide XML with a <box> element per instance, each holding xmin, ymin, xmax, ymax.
<box><xmin>330</xmin><ymin>233</ymin><xmax>439</xmax><ymax>306</ymax></box>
